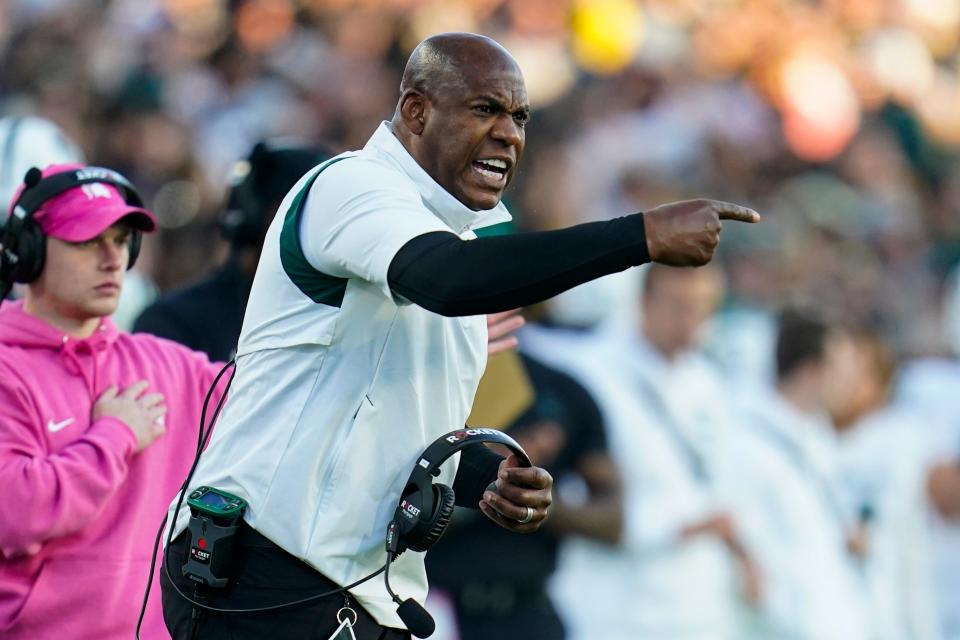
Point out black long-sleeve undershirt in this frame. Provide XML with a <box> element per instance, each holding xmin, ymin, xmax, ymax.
<box><xmin>386</xmin><ymin>214</ymin><xmax>650</xmax><ymax>316</ymax></box>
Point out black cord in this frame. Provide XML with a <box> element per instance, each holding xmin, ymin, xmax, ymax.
<box><xmin>195</xmin><ymin>359</ymin><xmax>233</xmax><ymax>453</ymax></box>
<box><xmin>383</xmin><ymin>551</ymin><xmax>403</xmax><ymax>605</ymax></box>
<box><xmin>136</xmin><ymin>359</ymin><xmax>391</xmax><ymax>637</ymax></box>
<box><xmin>134</xmin><ymin>508</ymin><xmax>168</xmax><ymax>636</ymax></box>
<box><xmin>162</xmin><ymin>559</ymin><xmax>386</xmax><ymax>615</ymax></box>
<box><xmin>136</xmin><ymin>359</ymin><xmax>236</xmax><ymax>639</ymax></box>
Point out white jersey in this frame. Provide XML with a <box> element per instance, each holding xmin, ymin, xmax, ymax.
<box><xmin>167</xmin><ymin>122</ymin><xmax>510</xmax><ymax>627</ymax></box>
<box><xmin>836</xmin><ymin>407</ymin><xmax>941</xmax><ymax>640</ymax></box>
<box><xmin>724</xmin><ymin>389</ymin><xmax>872</xmax><ymax>640</ymax></box>
<box><xmin>544</xmin><ymin>329</ymin><xmax>740</xmax><ymax>640</ymax></box>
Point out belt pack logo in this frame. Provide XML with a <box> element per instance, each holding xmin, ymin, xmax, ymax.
<box><xmin>190</xmin><ymin>547</ymin><xmax>211</xmax><ymax>564</ymax></box>
<box><xmin>445</xmin><ymin>427</ymin><xmax>500</xmax><ymax>444</ymax></box>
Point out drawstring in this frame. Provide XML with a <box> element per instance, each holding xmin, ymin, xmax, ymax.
<box><xmin>58</xmin><ymin>327</ymin><xmax>110</xmax><ymax>398</ymax></box>
<box><xmin>59</xmin><ymin>339</ymin><xmax>87</xmax><ymax>386</ymax></box>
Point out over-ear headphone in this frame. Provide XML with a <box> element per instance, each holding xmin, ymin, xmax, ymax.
<box><xmin>388</xmin><ymin>427</ymin><xmax>531</xmax><ymax>555</ymax></box>
<box><xmin>0</xmin><ymin>166</ymin><xmax>144</xmax><ymax>295</ymax></box>
<box><xmin>219</xmin><ymin>141</ymin><xmax>333</xmax><ymax>248</ymax></box>
<box><xmin>384</xmin><ymin>427</ymin><xmax>531</xmax><ymax>637</ymax></box>
<box><xmin>219</xmin><ymin>145</ymin><xmax>267</xmax><ymax>247</ymax></box>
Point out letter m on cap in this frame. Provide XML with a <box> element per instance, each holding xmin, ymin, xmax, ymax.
<box><xmin>82</xmin><ymin>183</ymin><xmax>112</xmax><ymax>200</ymax></box>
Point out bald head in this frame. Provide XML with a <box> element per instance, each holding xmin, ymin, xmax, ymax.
<box><xmin>390</xmin><ymin>32</ymin><xmax>529</xmax><ymax>211</ymax></box>
<box><xmin>399</xmin><ymin>33</ymin><xmax>520</xmax><ymax>99</ymax></box>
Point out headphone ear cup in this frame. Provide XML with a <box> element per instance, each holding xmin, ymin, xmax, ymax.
<box><xmin>127</xmin><ymin>230</ymin><xmax>142</xmax><ymax>270</ymax></box>
<box><xmin>408</xmin><ymin>483</ymin><xmax>455</xmax><ymax>552</ymax></box>
<box><xmin>12</xmin><ymin>220</ymin><xmax>45</xmax><ymax>284</ymax></box>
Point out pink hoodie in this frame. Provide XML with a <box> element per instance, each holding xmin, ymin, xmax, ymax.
<box><xmin>0</xmin><ymin>301</ymin><xmax>226</xmax><ymax>639</ymax></box>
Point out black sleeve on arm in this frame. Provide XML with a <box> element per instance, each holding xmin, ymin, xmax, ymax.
<box><xmin>451</xmin><ymin>444</ymin><xmax>504</xmax><ymax>509</ymax></box>
<box><xmin>387</xmin><ymin>214</ymin><xmax>650</xmax><ymax>316</ymax></box>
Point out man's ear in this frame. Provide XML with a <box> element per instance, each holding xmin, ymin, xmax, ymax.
<box><xmin>398</xmin><ymin>90</ymin><xmax>427</xmax><ymax>135</ymax></box>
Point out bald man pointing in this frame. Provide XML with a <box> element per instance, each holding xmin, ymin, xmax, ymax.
<box><xmin>160</xmin><ymin>33</ymin><xmax>759</xmax><ymax>639</ymax></box>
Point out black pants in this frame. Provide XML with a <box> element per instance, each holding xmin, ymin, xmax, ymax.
<box><xmin>160</xmin><ymin>521</ymin><xmax>410</xmax><ymax>640</ymax></box>
<box><xmin>453</xmin><ymin>587</ymin><xmax>565</xmax><ymax>640</ymax></box>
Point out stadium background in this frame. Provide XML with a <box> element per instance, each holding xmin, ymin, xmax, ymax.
<box><xmin>2</xmin><ymin>0</ymin><xmax>960</xmax><ymax>638</ymax></box>
<box><xmin>3</xmin><ymin>0</ymin><xmax>959</xmax><ymax>354</ymax></box>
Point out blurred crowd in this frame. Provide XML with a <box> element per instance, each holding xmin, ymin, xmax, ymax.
<box><xmin>2</xmin><ymin>0</ymin><xmax>960</xmax><ymax>639</ymax></box>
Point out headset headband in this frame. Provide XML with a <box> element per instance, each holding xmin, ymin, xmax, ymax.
<box><xmin>384</xmin><ymin>427</ymin><xmax>532</xmax><ymax>637</ymax></box>
<box><xmin>10</xmin><ymin>166</ymin><xmax>143</xmax><ymax>223</ymax></box>
<box><xmin>401</xmin><ymin>427</ymin><xmax>530</xmax><ymax>502</ymax></box>
<box><xmin>415</xmin><ymin>427</ymin><xmax>528</xmax><ymax>475</ymax></box>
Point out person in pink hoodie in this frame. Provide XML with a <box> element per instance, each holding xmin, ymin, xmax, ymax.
<box><xmin>0</xmin><ymin>163</ymin><xmax>226</xmax><ymax>639</ymax></box>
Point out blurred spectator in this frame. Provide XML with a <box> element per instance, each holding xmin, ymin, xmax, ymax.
<box><xmin>894</xmin><ymin>266</ymin><xmax>960</xmax><ymax>639</ymax></box>
<box><xmin>546</xmin><ymin>264</ymin><xmax>754</xmax><ymax>640</ymax></box>
<box><xmin>831</xmin><ymin>327</ymin><xmax>941</xmax><ymax>640</ymax></box>
<box><xmin>0</xmin><ymin>115</ymin><xmax>83</xmax><ymax>218</ymax></box>
<box><xmin>723</xmin><ymin>311</ymin><xmax>872</xmax><ymax>640</ymax></box>
<box><xmin>133</xmin><ymin>140</ymin><xmax>333</xmax><ymax>361</ymax></box>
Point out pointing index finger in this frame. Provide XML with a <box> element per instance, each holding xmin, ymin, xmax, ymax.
<box><xmin>716</xmin><ymin>203</ymin><xmax>761</xmax><ymax>224</ymax></box>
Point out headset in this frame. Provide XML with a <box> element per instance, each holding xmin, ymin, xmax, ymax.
<box><xmin>218</xmin><ymin>145</ymin><xmax>268</xmax><ymax>248</ymax></box>
<box><xmin>388</xmin><ymin>427</ymin><xmax>530</xmax><ymax>556</ymax></box>
<box><xmin>142</xmin><ymin>378</ymin><xmax>532</xmax><ymax>640</ymax></box>
<box><xmin>384</xmin><ymin>427</ymin><xmax>531</xmax><ymax>637</ymax></box>
<box><xmin>0</xmin><ymin>166</ymin><xmax>145</xmax><ymax>299</ymax></box>
<box><xmin>219</xmin><ymin>141</ymin><xmax>332</xmax><ymax>249</ymax></box>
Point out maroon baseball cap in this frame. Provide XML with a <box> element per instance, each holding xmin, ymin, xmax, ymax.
<box><xmin>9</xmin><ymin>163</ymin><xmax>157</xmax><ymax>242</ymax></box>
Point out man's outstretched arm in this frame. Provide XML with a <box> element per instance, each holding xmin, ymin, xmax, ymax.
<box><xmin>388</xmin><ymin>199</ymin><xmax>759</xmax><ymax>316</ymax></box>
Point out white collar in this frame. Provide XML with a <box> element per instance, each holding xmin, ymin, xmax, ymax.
<box><xmin>364</xmin><ymin>122</ymin><xmax>512</xmax><ymax>234</ymax></box>
<box><xmin>747</xmin><ymin>388</ymin><xmax>834</xmax><ymax>452</ymax></box>
<box><xmin>620</xmin><ymin>331</ymin><xmax>699</xmax><ymax>380</ymax></box>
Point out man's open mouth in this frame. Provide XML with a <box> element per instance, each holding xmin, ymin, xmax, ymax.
<box><xmin>472</xmin><ymin>158</ymin><xmax>510</xmax><ymax>184</ymax></box>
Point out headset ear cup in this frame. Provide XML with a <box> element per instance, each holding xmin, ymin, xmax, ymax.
<box><xmin>127</xmin><ymin>230</ymin><xmax>141</xmax><ymax>270</ymax></box>
<box><xmin>408</xmin><ymin>484</ymin><xmax>455</xmax><ymax>552</ymax></box>
<box><xmin>12</xmin><ymin>220</ymin><xmax>45</xmax><ymax>284</ymax></box>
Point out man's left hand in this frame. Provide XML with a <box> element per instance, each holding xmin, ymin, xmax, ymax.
<box><xmin>479</xmin><ymin>454</ymin><xmax>552</xmax><ymax>532</ymax></box>
<box><xmin>486</xmin><ymin>309</ymin><xmax>525</xmax><ymax>356</ymax></box>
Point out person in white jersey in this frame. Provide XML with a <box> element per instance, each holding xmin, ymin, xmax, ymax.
<box><xmin>547</xmin><ymin>265</ymin><xmax>758</xmax><ymax>640</ymax></box>
<box><xmin>831</xmin><ymin>328</ymin><xmax>941</xmax><ymax>640</ymax></box>
<box><xmin>724</xmin><ymin>311</ymin><xmax>872</xmax><ymax>640</ymax></box>
<box><xmin>160</xmin><ymin>32</ymin><xmax>761</xmax><ymax>640</ymax></box>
